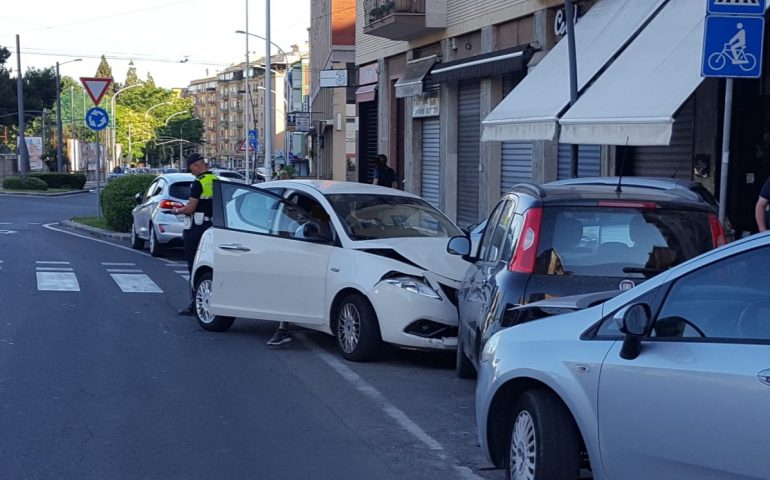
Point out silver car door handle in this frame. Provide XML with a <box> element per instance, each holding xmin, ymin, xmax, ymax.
<box><xmin>218</xmin><ymin>244</ymin><xmax>251</xmax><ymax>252</ymax></box>
<box><xmin>758</xmin><ymin>369</ymin><xmax>770</xmax><ymax>387</ymax></box>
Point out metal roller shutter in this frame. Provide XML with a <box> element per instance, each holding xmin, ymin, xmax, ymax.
<box><xmin>421</xmin><ymin>118</ymin><xmax>441</xmax><ymax>208</ymax></box>
<box><xmin>501</xmin><ymin>142</ymin><xmax>533</xmax><ymax>195</ymax></box>
<box><xmin>358</xmin><ymin>101</ymin><xmax>379</xmax><ymax>183</ymax></box>
<box><xmin>457</xmin><ymin>80</ymin><xmax>481</xmax><ymax>228</ymax></box>
<box><xmin>632</xmin><ymin>98</ymin><xmax>695</xmax><ymax>180</ymax></box>
<box><xmin>557</xmin><ymin>144</ymin><xmax>601</xmax><ymax>179</ymax></box>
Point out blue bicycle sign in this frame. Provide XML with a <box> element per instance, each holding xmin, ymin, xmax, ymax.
<box><xmin>702</xmin><ymin>15</ymin><xmax>764</xmax><ymax>78</ymax></box>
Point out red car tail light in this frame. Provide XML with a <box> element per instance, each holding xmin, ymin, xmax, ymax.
<box><xmin>708</xmin><ymin>213</ymin><xmax>726</xmax><ymax>247</ymax></box>
<box><xmin>508</xmin><ymin>207</ymin><xmax>543</xmax><ymax>274</ymax></box>
<box><xmin>159</xmin><ymin>199</ymin><xmax>184</xmax><ymax>210</ymax></box>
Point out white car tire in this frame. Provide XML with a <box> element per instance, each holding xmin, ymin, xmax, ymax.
<box><xmin>194</xmin><ymin>272</ymin><xmax>235</xmax><ymax>332</ymax></box>
<box><xmin>507</xmin><ymin>390</ymin><xmax>582</xmax><ymax>480</ymax></box>
<box><xmin>149</xmin><ymin>225</ymin><xmax>165</xmax><ymax>258</ymax></box>
<box><xmin>335</xmin><ymin>293</ymin><xmax>382</xmax><ymax>362</ymax></box>
<box><xmin>130</xmin><ymin>223</ymin><xmax>145</xmax><ymax>250</ymax></box>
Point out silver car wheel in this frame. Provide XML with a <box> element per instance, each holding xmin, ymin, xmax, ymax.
<box><xmin>510</xmin><ymin>410</ymin><xmax>536</xmax><ymax>480</ymax></box>
<box><xmin>196</xmin><ymin>278</ymin><xmax>215</xmax><ymax>325</ymax></box>
<box><xmin>338</xmin><ymin>303</ymin><xmax>361</xmax><ymax>354</ymax></box>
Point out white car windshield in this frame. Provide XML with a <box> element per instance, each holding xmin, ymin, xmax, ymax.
<box><xmin>326</xmin><ymin>194</ymin><xmax>461</xmax><ymax>240</ymax></box>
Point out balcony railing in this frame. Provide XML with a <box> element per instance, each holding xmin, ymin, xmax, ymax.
<box><xmin>363</xmin><ymin>0</ymin><xmax>444</xmax><ymax>41</ymax></box>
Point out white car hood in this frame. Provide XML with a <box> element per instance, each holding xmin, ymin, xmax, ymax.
<box><xmin>351</xmin><ymin>237</ymin><xmax>470</xmax><ymax>283</ymax></box>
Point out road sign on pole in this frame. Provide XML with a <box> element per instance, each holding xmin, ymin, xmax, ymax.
<box><xmin>80</xmin><ymin>77</ymin><xmax>113</xmax><ymax>106</ymax></box>
<box><xmin>85</xmin><ymin>107</ymin><xmax>109</xmax><ymax>131</ymax></box>
<box><xmin>702</xmin><ymin>15</ymin><xmax>764</xmax><ymax>78</ymax></box>
<box><xmin>708</xmin><ymin>0</ymin><xmax>764</xmax><ymax>16</ymax></box>
<box><xmin>248</xmin><ymin>129</ymin><xmax>258</xmax><ymax>151</ymax></box>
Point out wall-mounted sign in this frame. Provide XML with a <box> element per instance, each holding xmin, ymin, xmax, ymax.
<box><xmin>358</xmin><ymin>63</ymin><xmax>379</xmax><ymax>86</ymax></box>
<box><xmin>320</xmin><ymin>70</ymin><xmax>348</xmax><ymax>88</ymax></box>
<box><xmin>554</xmin><ymin>5</ymin><xmax>580</xmax><ymax>37</ymax></box>
<box><xmin>288</xmin><ymin>112</ymin><xmax>311</xmax><ymax>132</ymax></box>
<box><xmin>413</xmin><ymin>92</ymin><xmax>440</xmax><ymax>118</ymax></box>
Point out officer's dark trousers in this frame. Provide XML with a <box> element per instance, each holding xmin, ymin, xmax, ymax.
<box><xmin>183</xmin><ymin>221</ymin><xmax>212</xmax><ymax>275</ymax></box>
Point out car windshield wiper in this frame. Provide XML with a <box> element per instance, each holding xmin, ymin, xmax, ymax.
<box><xmin>622</xmin><ymin>266</ymin><xmax>666</xmax><ymax>275</ymax></box>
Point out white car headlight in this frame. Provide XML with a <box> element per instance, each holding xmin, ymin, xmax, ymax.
<box><xmin>481</xmin><ymin>333</ymin><xmax>501</xmax><ymax>363</ymax></box>
<box><xmin>384</xmin><ymin>276</ymin><xmax>441</xmax><ymax>300</ymax></box>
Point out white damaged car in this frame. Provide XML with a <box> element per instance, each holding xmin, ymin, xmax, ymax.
<box><xmin>190</xmin><ymin>180</ymin><xmax>470</xmax><ymax>361</ymax></box>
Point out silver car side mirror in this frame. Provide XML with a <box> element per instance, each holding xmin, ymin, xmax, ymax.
<box><xmin>615</xmin><ymin>303</ymin><xmax>652</xmax><ymax>360</ymax></box>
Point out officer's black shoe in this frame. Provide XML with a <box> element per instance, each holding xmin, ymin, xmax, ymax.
<box><xmin>178</xmin><ymin>304</ymin><xmax>195</xmax><ymax>316</ymax></box>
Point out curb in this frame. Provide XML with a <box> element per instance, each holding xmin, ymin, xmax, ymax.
<box><xmin>0</xmin><ymin>189</ymin><xmax>92</xmax><ymax>197</ymax></box>
<box><xmin>61</xmin><ymin>220</ymin><xmax>131</xmax><ymax>241</ymax></box>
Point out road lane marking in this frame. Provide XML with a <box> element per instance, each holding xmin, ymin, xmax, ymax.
<box><xmin>43</xmin><ymin>223</ymin><xmax>179</xmax><ymax>264</ymax></box>
<box><xmin>110</xmin><ymin>274</ymin><xmax>163</xmax><ymax>293</ymax></box>
<box><xmin>307</xmin><ymin>344</ymin><xmax>486</xmax><ymax>480</ymax></box>
<box><xmin>35</xmin><ymin>267</ymin><xmax>75</xmax><ymax>272</ymax></box>
<box><xmin>165</xmin><ymin>263</ymin><xmax>186</xmax><ymax>267</ymax></box>
<box><xmin>36</xmin><ymin>261</ymin><xmax>71</xmax><ymax>265</ymax></box>
<box><xmin>102</xmin><ymin>262</ymin><xmax>136</xmax><ymax>266</ymax></box>
<box><xmin>37</xmin><ymin>272</ymin><xmax>80</xmax><ymax>291</ymax></box>
<box><xmin>106</xmin><ymin>269</ymin><xmax>144</xmax><ymax>273</ymax></box>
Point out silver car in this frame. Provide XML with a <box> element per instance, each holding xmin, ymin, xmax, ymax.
<box><xmin>130</xmin><ymin>173</ymin><xmax>195</xmax><ymax>257</ymax></box>
<box><xmin>477</xmin><ymin>231</ymin><xmax>770</xmax><ymax>480</ymax></box>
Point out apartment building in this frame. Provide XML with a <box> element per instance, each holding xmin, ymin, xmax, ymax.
<box><xmin>309</xmin><ymin>0</ymin><xmax>356</xmax><ymax>180</ymax></box>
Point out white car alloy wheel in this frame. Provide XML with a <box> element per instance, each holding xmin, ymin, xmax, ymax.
<box><xmin>510</xmin><ymin>411</ymin><xmax>536</xmax><ymax>480</ymax></box>
<box><xmin>194</xmin><ymin>272</ymin><xmax>234</xmax><ymax>332</ymax></box>
<box><xmin>338</xmin><ymin>303</ymin><xmax>361</xmax><ymax>354</ymax></box>
<box><xmin>335</xmin><ymin>294</ymin><xmax>381</xmax><ymax>362</ymax></box>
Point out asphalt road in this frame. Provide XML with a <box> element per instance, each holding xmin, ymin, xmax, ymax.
<box><xmin>0</xmin><ymin>191</ymin><xmax>504</xmax><ymax>480</ymax></box>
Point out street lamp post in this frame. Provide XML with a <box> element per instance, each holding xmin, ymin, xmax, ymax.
<box><xmin>164</xmin><ymin>111</ymin><xmax>189</xmax><ymax>168</ymax></box>
<box><xmin>56</xmin><ymin>58</ymin><xmax>82</xmax><ymax>172</ymax></box>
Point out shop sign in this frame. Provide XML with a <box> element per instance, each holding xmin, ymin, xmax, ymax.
<box><xmin>358</xmin><ymin>63</ymin><xmax>379</xmax><ymax>86</ymax></box>
<box><xmin>413</xmin><ymin>92</ymin><xmax>440</xmax><ymax>118</ymax></box>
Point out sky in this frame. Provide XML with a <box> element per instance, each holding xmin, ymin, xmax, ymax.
<box><xmin>0</xmin><ymin>0</ymin><xmax>311</xmax><ymax>89</ymax></box>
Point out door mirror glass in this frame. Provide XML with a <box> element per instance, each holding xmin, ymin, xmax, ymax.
<box><xmin>447</xmin><ymin>236</ymin><xmax>471</xmax><ymax>256</ymax></box>
<box><xmin>135</xmin><ymin>193</ymin><xmax>143</xmax><ymax>204</ymax></box>
<box><xmin>619</xmin><ymin>303</ymin><xmax>651</xmax><ymax>336</ymax></box>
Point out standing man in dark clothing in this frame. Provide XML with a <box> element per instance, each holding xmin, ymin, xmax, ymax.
<box><xmin>372</xmin><ymin>154</ymin><xmax>397</xmax><ymax>188</ymax></box>
<box><xmin>172</xmin><ymin>153</ymin><xmax>218</xmax><ymax>315</ymax></box>
<box><xmin>755</xmin><ymin>177</ymin><xmax>770</xmax><ymax>232</ymax></box>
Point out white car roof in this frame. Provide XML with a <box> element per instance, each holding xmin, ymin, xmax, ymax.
<box><xmin>263</xmin><ymin>180</ymin><xmax>419</xmax><ymax>198</ymax></box>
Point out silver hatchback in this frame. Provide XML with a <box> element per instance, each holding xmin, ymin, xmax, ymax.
<box><xmin>130</xmin><ymin>173</ymin><xmax>194</xmax><ymax>257</ymax></box>
<box><xmin>477</xmin><ymin>232</ymin><xmax>770</xmax><ymax>479</ymax></box>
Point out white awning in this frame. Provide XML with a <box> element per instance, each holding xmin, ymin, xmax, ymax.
<box><xmin>481</xmin><ymin>0</ymin><xmax>667</xmax><ymax>142</ymax></box>
<box><xmin>559</xmin><ymin>0</ymin><xmax>707</xmax><ymax>146</ymax></box>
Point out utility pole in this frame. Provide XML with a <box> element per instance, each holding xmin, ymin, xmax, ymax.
<box><xmin>16</xmin><ymin>34</ymin><xmax>29</xmax><ymax>178</ymax></box>
<box><xmin>243</xmin><ymin>0</ymin><xmax>251</xmax><ymax>183</ymax></box>
<box><xmin>264</xmin><ymin>0</ymin><xmax>273</xmax><ymax>178</ymax></box>
<box><xmin>42</xmin><ymin>108</ymin><xmax>46</xmax><ymax>168</ymax></box>
<box><xmin>565</xmin><ymin>0</ymin><xmax>579</xmax><ymax>178</ymax></box>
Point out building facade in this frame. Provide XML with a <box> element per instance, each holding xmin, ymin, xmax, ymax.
<box><xmin>355</xmin><ymin>0</ymin><xmax>768</xmax><ymax>237</ymax></box>
<box><xmin>310</xmin><ymin>0</ymin><xmax>357</xmax><ymax>181</ymax></box>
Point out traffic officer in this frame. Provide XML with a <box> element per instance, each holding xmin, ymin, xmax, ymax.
<box><xmin>172</xmin><ymin>153</ymin><xmax>218</xmax><ymax>315</ymax></box>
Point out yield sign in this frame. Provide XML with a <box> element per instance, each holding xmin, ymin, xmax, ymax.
<box><xmin>80</xmin><ymin>77</ymin><xmax>113</xmax><ymax>106</ymax></box>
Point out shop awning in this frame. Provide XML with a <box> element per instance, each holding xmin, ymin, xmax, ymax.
<box><xmin>355</xmin><ymin>84</ymin><xmax>377</xmax><ymax>103</ymax></box>
<box><xmin>558</xmin><ymin>0</ymin><xmax>705</xmax><ymax>146</ymax></box>
<box><xmin>429</xmin><ymin>46</ymin><xmax>531</xmax><ymax>83</ymax></box>
<box><xmin>481</xmin><ymin>0</ymin><xmax>668</xmax><ymax>142</ymax></box>
<box><xmin>395</xmin><ymin>56</ymin><xmax>437</xmax><ymax>98</ymax></box>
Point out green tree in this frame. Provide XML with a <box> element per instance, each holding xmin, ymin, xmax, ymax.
<box><xmin>124</xmin><ymin>60</ymin><xmax>139</xmax><ymax>87</ymax></box>
<box><xmin>95</xmin><ymin>55</ymin><xmax>118</xmax><ymax>94</ymax></box>
<box><xmin>145</xmin><ymin>72</ymin><xmax>156</xmax><ymax>88</ymax></box>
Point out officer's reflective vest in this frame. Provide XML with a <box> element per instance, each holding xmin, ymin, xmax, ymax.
<box><xmin>197</xmin><ymin>172</ymin><xmax>218</xmax><ymax>199</ymax></box>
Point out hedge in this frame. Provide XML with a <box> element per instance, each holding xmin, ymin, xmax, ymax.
<box><xmin>100</xmin><ymin>174</ymin><xmax>156</xmax><ymax>232</ymax></box>
<box><xmin>2</xmin><ymin>176</ymin><xmax>48</xmax><ymax>191</ymax></box>
<box><xmin>30</xmin><ymin>172</ymin><xmax>87</xmax><ymax>190</ymax></box>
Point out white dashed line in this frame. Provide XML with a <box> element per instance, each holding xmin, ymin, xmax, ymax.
<box><xmin>110</xmin><ymin>274</ymin><xmax>163</xmax><ymax>293</ymax></box>
<box><xmin>35</xmin><ymin>267</ymin><xmax>75</xmax><ymax>272</ymax></box>
<box><xmin>101</xmin><ymin>262</ymin><xmax>136</xmax><ymax>266</ymax></box>
<box><xmin>36</xmin><ymin>261</ymin><xmax>71</xmax><ymax>265</ymax></box>
<box><xmin>106</xmin><ymin>269</ymin><xmax>144</xmax><ymax>273</ymax></box>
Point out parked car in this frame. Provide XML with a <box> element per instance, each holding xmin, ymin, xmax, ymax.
<box><xmin>189</xmin><ymin>180</ymin><xmax>469</xmax><ymax>361</ymax></box>
<box><xmin>448</xmin><ymin>182</ymin><xmax>726</xmax><ymax>378</ymax></box>
<box><xmin>210</xmin><ymin>168</ymin><xmax>248</xmax><ymax>184</ymax></box>
<box><xmin>476</xmin><ymin>231</ymin><xmax>770</xmax><ymax>480</ymax></box>
<box><xmin>130</xmin><ymin>173</ymin><xmax>194</xmax><ymax>257</ymax></box>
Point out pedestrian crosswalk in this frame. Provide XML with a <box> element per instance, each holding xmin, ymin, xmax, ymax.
<box><xmin>0</xmin><ymin>260</ymin><xmax>190</xmax><ymax>293</ymax></box>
